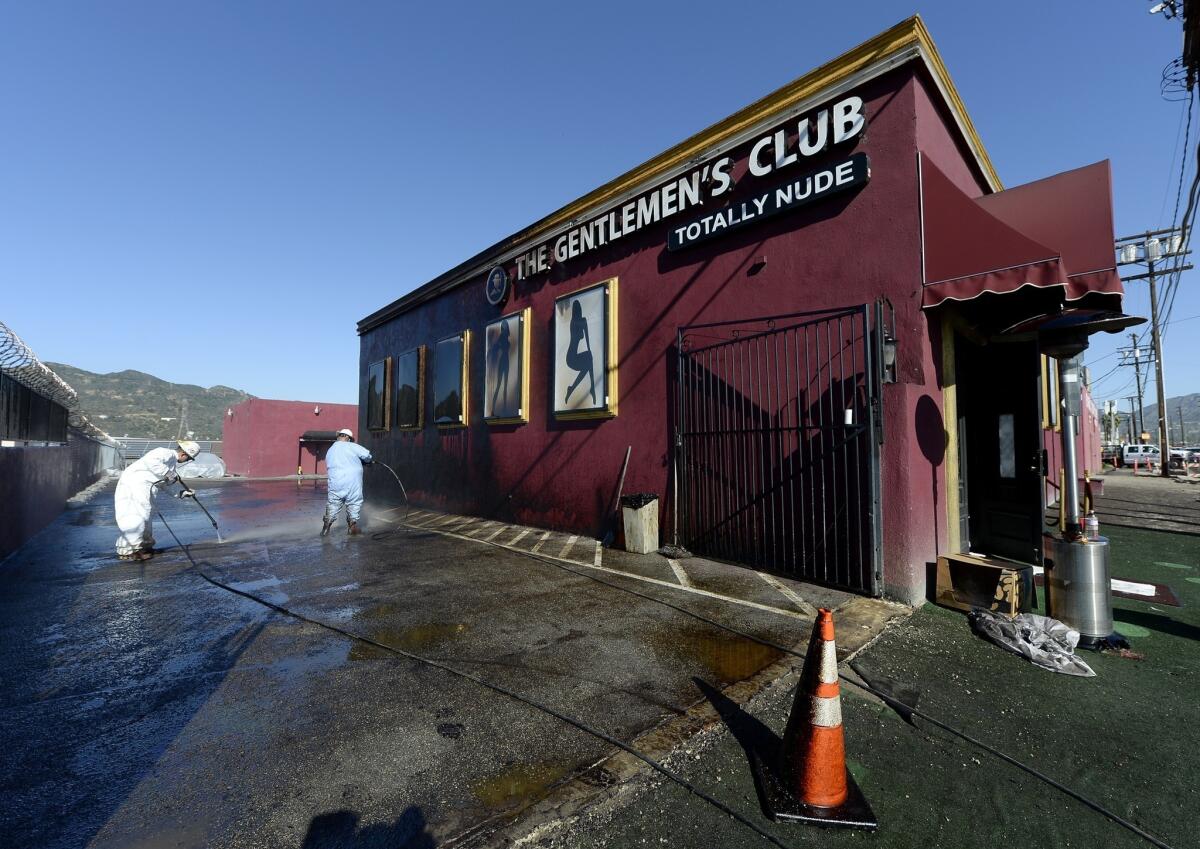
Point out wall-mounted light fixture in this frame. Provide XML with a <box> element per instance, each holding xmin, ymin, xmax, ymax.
<box><xmin>882</xmin><ymin>331</ymin><xmax>898</xmax><ymax>384</ymax></box>
<box><xmin>314</xmin><ymin>405</ymin><xmax>321</xmax><ymax>415</ymax></box>
<box><xmin>226</xmin><ymin>408</ymin><xmax>233</xmax><ymax>417</ymax></box>
<box><xmin>879</xmin><ymin>298</ymin><xmax>898</xmax><ymax>384</ymax></box>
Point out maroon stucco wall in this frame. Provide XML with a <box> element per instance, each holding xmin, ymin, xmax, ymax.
<box><xmin>359</xmin><ymin>66</ymin><xmax>957</xmax><ymax>603</ymax></box>
<box><xmin>222</xmin><ymin>399</ymin><xmax>358</xmax><ymax>477</ymax></box>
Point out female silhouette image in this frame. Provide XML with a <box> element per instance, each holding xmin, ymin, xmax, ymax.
<box><xmin>489</xmin><ymin>319</ymin><xmax>512</xmax><ymax>416</ymax></box>
<box><xmin>564</xmin><ymin>299</ymin><xmax>597</xmax><ymax>406</ymax></box>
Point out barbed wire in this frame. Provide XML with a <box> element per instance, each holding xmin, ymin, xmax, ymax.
<box><xmin>0</xmin><ymin>319</ymin><xmax>119</xmax><ymax>445</ymax></box>
<box><xmin>0</xmin><ymin>319</ymin><xmax>78</xmax><ymax>409</ymax></box>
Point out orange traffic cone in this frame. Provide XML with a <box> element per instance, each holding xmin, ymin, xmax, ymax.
<box><xmin>754</xmin><ymin>608</ymin><xmax>877</xmax><ymax>829</ymax></box>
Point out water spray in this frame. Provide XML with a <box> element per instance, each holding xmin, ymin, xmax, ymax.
<box><xmin>174</xmin><ymin>478</ymin><xmax>223</xmax><ymax>543</ymax></box>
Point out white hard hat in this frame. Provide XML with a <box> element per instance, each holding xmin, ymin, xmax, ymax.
<box><xmin>177</xmin><ymin>439</ymin><xmax>200</xmax><ymax>459</ymax></box>
<box><xmin>337</xmin><ymin>428</ymin><xmax>354</xmax><ymax>438</ymax></box>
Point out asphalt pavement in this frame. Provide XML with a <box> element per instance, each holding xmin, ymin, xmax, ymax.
<box><xmin>0</xmin><ymin>478</ymin><xmax>899</xmax><ymax>849</ymax></box>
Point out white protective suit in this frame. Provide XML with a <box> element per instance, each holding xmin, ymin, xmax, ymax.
<box><xmin>114</xmin><ymin>447</ymin><xmax>179</xmax><ymax>555</ymax></box>
<box><xmin>324</xmin><ymin>440</ymin><xmax>372</xmax><ymax>523</ymax></box>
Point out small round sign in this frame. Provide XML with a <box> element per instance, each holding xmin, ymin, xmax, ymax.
<box><xmin>485</xmin><ymin>265</ymin><xmax>509</xmax><ymax>306</ymax></box>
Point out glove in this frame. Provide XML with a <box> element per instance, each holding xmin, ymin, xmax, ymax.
<box><xmin>363</xmin><ymin>458</ymin><xmax>373</xmax><ymax>465</ymax></box>
<box><xmin>176</xmin><ymin>489</ymin><xmax>195</xmax><ymax>499</ymax></box>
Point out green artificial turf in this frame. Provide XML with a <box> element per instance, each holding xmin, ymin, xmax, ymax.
<box><xmin>835</xmin><ymin>524</ymin><xmax>1198</xmax><ymax>849</ymax></box>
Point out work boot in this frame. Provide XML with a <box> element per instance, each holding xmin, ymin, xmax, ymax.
<box><xmin>347</xmin><ymin>519</ymin><xmax>360</xmax><ymax>536</ymax></box>
<box><xmin>119</xmin><ymin>550</ymin><xmax>154</xmax><ymax>562</ymax></box>
<box><xmin>320</xmin><ymin>517</ymin><xmax>334</xmax><ymax>537</ymax></box>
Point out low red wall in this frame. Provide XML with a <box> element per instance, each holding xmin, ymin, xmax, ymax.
<box><xmin>222</xmin><ymin>399</ymin><xmax>358</xmax><ymax>477</ymax></box>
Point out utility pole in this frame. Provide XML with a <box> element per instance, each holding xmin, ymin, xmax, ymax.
<box><xmin>1117</xmin><ymin>229</ymin><xmax>1191</xmax><ymax>475</ymax></box>
<box><xmin>1132</xmin><ymin>333</ymin><xmax>1145</xmax><ymax>439</ymax></box>
<box><xmin>1126</xmin><ymin>396</ymin><xmax>1138</xmax><ymax>443</ymax></box>
<box><xmin>1118</xmin><ymin>335</ymin><xmax>1151</xmax><ymax>439</ymax></box>
<box><xmin>176</xmin><ymin>398</ymin><xmax>189</xmax><ymax>441</ymax></box>
<box><xmin>1146</xmin><ymin>255</ymin><xmax>1171</xmax><ymax>474</ymax></box>
<box><xmin>1181</xmin><ymin>406</ymin><xmax>1189</xmax><ymax>445</ymax></box>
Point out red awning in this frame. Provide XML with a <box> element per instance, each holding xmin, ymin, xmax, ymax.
<box><xmin>921</xmin><ymin>157</ymin><xmax>1123</xmax><ymax>309</ymax></box>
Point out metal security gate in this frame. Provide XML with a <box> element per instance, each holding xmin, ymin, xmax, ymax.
<box><xmin>675</xmin><ymin>304</ymin><xmax>885</xmax><ymax>594</ymax></box>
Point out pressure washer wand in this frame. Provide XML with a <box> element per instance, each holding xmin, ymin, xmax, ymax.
<box><xmin>175</xmin><ymin>478</ymin><xmax>223</xmax><ymax>542</ymax></box>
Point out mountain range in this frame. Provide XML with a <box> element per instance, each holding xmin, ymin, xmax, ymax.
<box><xmin>47</xmin><ymin>363</ymin><xmax>252</xmax><ymax>440</ymax></box>
<box><xmin>1110</xmin><ymin>392</ymin><xmax>1200</xmax><ymax>445</ymax></box>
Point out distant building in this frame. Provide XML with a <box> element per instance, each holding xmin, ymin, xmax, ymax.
<box><xmin>222</xmin><ymin>399</ymin><xmax>357</xmax><ymax>477</ymax></box>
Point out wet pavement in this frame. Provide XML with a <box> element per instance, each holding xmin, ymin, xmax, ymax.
<box><xmin>0</xmin><ymin>479</ymin><xmax>900</xmax><ymax>848</ymax></box>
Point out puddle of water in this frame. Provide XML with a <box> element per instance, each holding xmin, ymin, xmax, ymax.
<box><xmin>228</xmin><ymin>576</ymin><xmax>289</xmax><ymax>593</ymax></box>
<box><xmin>472</xmin><ymin>761</ymin><xmax>569</xmax><ymax>809</ymax></box>
<box><xmin>650</xmin><ymin>626</ymin><xmax>785</xmax><ymax>684</ymax></box>
<box><xmin>349</xmin><ymin>619</ymin><xmax>467</xmax><ymax>660</ymax></box>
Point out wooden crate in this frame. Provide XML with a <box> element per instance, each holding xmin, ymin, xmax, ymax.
<box><xmin>935</xmin><ymin>554</ymin><xmax>1032</xmax><ymax>616</ymax></box>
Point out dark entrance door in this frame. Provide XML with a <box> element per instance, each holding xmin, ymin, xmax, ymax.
<box><xmin>955</xmin><ymin>338</ymin><xmax>1043</xmax><ymax>564</ymax></box>
<box><xmin>675</xmin><ymin>305</ymin><xmax>884</xmax><ymax>595</ymax></box>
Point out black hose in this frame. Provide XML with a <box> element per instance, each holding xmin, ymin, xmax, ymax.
<box><xmin>157</xmin><ymin>460</ymin><xmax>1176</xmax><ymax>849</ymax></box>
<box><xmin>390</xmin><ymin>510</ymin><xmax>1176</xmax><ymax>849</ymax></box>
<box><xmin>152</xmin><ymin>510</ymin><xmax>795</xmax><ymax>849</ymax></box>
<box><xmin>368</xmin><ymin>461</ymin><xmax>411</xmax><ymax>540</ymax></box>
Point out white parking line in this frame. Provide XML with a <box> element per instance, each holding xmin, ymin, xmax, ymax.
<box><xmin>557</xmin><ymin>534</ymin><xmax>579</xmax><ymax>558</ymax></box>
<box><xmin>372</xmin><ymin>513</ymin><xmax>810</xmax><ymax>620</ymax></box>
<box><xmin>508</xmin><ymin>528</ymin><xmax>531</xmax><ymax>547</ymax></box>
<box><xmin>667</xmin><ymin>559</ymin><xmax>692</xmax><ymax>588</ymax></box>
<box><xmin>756</xmin><ymin>571</ymin><xmax>819</xmax><ymax>616</ymax></box>
<box><xmin>531</xmin><ymin>531</ymin><xmax>552</xmax><ymax>553</ymax></box>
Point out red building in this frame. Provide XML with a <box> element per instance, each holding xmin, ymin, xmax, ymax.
<box><xmin>222</xmin><ymin>399</ymin><xmax>358</xmax><ymax>477</ymax></box>
<box><xmin>356</xmin><ymin>17</ymin><xmax>1131</xmax><ymax>604</ymax></box>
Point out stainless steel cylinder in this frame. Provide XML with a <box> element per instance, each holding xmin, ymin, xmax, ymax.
<box><xmin>1043</xmin><ymin>535</ymin><xmax>1113</xmax><ymax>638</ymax></box>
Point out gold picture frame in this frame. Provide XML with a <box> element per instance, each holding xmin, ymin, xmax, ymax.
<box><xmin>485</xmin><ymin>308</ymin><xmax>530</xmax><ymax>425</ymax></box>
<box><xmin>366</xmin><ymin>356</ymin><xmax>392</xmax><ymax>431</ymax></box>
<box><xmin>394</xmin><ymin>346</ymin><xmax>425</xmax><ymax>430</ymax></box>
<box><xmin>1041</xmin><ymin>354</ymin><xmax>1061</xmax><ymax>432</ymax></box>
<box><xmin>434</xmin><ymin>331</ymin><xmax>470</xmax><ymax>429</ymax></box>
<box><xmin>554</xmin><ymin>278</ymin><xmax>618</xmax><ymax>421</ymax></box>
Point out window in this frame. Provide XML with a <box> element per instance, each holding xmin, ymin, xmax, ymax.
<box><xmin>366</xmin><ymin>357</ymin><xmax>391</xmax><ymax>430</ymax></box>
<box><xmin>433</xmin><ymin>332</ymin><xmax>469</xmax><ymax>428</ymax></box>
<box><xmin>394</xmin><ymin>347</ymin><xmax>424</xmax><ymax>430</ymax></box>
<box><xmin>998</xmin><ymin>413</ymin><xmax>1015</xmax><ymax>478</ymax></box>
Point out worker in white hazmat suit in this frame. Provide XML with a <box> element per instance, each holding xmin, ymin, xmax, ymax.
<box><xmin>114</xmin><ymin>440</ymin><xmax>201</xmax><ymax>560</ymax></box>
<box><xmin>321</xmin><ymin>428</ymin><xmax>372</xmax><ymax>537</ymax></box>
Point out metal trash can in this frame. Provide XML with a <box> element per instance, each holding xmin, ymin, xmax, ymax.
<box><xmin>1043</xmin><ymin>533</ymin><xmax>1113</xmax><ymax>648</ymax></box>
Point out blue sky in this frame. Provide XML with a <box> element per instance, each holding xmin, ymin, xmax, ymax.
<box><xmin>1</xmin><ymin>2</ymin><xmax>1195</xmax><ymax>409</ymax></box>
